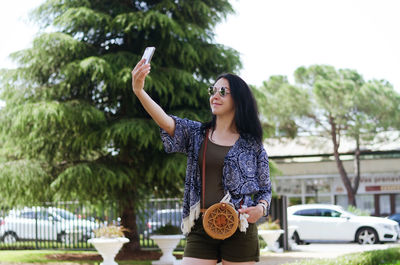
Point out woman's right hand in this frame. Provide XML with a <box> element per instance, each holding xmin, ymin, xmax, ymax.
<box><xmin>130</xmin><ymin>58</ymin><xmax>175</xmax><ymax>136</ymax></box>
<box><xmin>131</xmin><ymin>59</ymin><xmax>151</xmax><ymax>95</ymax></box>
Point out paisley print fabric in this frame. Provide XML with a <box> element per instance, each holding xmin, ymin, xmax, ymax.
<box><xmin>160</xmin><ymin>115</ymin><xmax>271</xmax><ymax>234</ymax></box>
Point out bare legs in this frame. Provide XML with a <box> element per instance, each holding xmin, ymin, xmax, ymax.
<box><xmin>181</xmin><ymin>257</ymin><xmax>255</xmax><ymax>265</ymax></box>
<box><xmin>222</xmin><ymin>260</ymin><xmax>255</xmax><ymax>265</ymax></box>
<box><xmin>182</xmin><ymin>257</ymin><xmax>218</xmax><ymax>265</ymax></box>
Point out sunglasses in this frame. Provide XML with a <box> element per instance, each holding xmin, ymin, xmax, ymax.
<box><xmin>208</xmin><ymin>86</ymin><xmax>231</xmax><ymax>97</ymax></box>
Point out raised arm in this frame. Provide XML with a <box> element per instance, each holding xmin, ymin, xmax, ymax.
<box><xmin>131</xmin><ymin>59</ymin><xmax>175</xmax><ymax>136</ymax></box>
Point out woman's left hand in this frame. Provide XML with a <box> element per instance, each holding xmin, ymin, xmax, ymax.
<box><xmin>238</xmin><ymin>205</ymin><xmax>264</xmax><ymax>223</ymax></box>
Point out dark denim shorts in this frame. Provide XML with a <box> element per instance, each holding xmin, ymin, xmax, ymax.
<box><xmin>183</xmin><ymin>216</ymin><xmax>260</xmax><ymax>263</ymax></box>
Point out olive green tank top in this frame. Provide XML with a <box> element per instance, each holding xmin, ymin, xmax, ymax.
<box><xmin>198</xmin><ymin>137</ymin><xmax>232</xmax><ymax>208</ymax></box>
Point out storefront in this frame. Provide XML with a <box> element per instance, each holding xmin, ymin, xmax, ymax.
<box><xmin>266</xmin><ymin>136</ymin><xmax>400</xmax><ymax>216</ymax></box>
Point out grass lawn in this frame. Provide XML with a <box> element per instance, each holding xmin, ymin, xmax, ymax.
<box><xmin>0</xmin><ymin>250</ymin><xmax>152</xmax><ymax>264</ymax></box>
<box><xmin>288</xmin><ymin>246</ymin><xmax>400</xmax><ymax>265</ymax></box>
<box><xmin>385</xmin><ymin>261</ymin><xmax>400</xmax><ymax>265</ymax></box>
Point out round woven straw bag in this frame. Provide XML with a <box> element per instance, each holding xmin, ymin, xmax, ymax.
<box><xmin>203</xmin><ymin>202</ymin><xmax>239</xmax><ymax>240</ymax></box>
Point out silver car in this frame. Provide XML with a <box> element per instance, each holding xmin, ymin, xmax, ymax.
<box><xmin>145</xmin><ymin>209</ymin><xmax>182</xmax><ymax>235</ymax></box>
<box><xmin>0</xmin><ymin>207</ymin><xmax>98</xmax><ymax>243</ymax></box>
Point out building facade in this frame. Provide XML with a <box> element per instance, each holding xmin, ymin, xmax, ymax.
<box><xmin>266</xmin><ymin>135</ymin><xmax>400</xmax><ymax>217</ymax></box>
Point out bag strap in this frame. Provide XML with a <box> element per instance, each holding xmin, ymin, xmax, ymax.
<box><xmin>202</xmin><ymin>130</ymin><xmax>209</xmax><ymax>210</ymax></box>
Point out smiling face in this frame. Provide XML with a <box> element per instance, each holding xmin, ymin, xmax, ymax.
<box><xmin>209</xmin><ymin>78</ymin><xmax>235</xmax><ymax>117</ymax></box>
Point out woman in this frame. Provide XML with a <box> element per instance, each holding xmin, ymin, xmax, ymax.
<box><xmin>132</xmin><ymin>59</ymin><xmax>271</xmax><ymax>265</ymax></box>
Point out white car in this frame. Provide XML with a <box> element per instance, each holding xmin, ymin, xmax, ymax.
<box><xmin>0</xmin><ymin>207</ymin><xmax>99</xmax><ymax>244</ymax></box>
<box><xmin>288</xmin><ymin>204</ymin><xmax>399</xmax><ymax>244</ymax></box>
<box><xmin>145</xmin><ymin>209</ymin><xmax>182</xmax><ymax>235</ymax></box>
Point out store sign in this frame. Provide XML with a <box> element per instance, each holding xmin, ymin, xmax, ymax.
<box><xmin>362</xmin><ymin>176</ymin><xmax>400</xmax><ymax>184</ymax></box>
<box><xmin>365</xmin><ymin>185</ymin><xmax>400</xmax><ymax>192</ymax></box>
<box><xmin>334</xmin><ymin>175</ymin><xmax>400</xmax><ymax>194</ymax></box>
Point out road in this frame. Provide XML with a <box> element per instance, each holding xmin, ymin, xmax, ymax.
<box><xmin>258</xmin><ymin>242</ymin><xmax>400</xmax><ymax>265</ymax></box>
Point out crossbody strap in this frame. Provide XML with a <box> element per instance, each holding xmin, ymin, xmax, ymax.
<box><xmin>202</xmin><ymin>130</ymin><xmax>209</xmax><ymax>210</ymax></box>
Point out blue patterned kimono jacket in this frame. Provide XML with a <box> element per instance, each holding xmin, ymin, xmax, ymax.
<box><xmin>160</xmin><ymin>116</ymin><xmax>271</xmax><ymax>235</ymax></box>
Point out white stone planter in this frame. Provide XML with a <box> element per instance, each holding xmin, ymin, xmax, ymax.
<box><xmin>150</xmin><ymin>234</ymin><xmax>184</xmax><ymax>265</ymax></box>
<box><xmin>88</xmin><ymin>237</ymin><xmax>129</xmax><ymax>265</ymax></box>
<box><xmin>258</xmin><ymin>229</ymin><xmax>284</xmax><ymax>252</ymax></box>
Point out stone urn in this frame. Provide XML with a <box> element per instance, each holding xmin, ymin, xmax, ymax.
<box><xmin>258</xmin><ymin>229</ymin><xmax>284</xmax><ymax>252</ymax></box>
<box><xmin>150</xmin><ymin>234</ymin><xmax>184</xmax><ymax>265</ymax></box>
<box><xmin>88</xmin><ymin>237</ymin><xmax>129</xmax><ymax>265</ymax></box>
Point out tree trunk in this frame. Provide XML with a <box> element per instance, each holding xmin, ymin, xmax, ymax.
<box><xmin>329</xmin><ymin>116</ymin><xmax>356</xmax><ymax>206</ymax></box>
<box><xmin>353</xmin><ymin>136</ymin><xmax>361</xmax><ymax>194</ymax></box>
<box><xmin>119</xmin><ymin>202</ymin><xmax>141</xmax><ymax>254</ymax></box>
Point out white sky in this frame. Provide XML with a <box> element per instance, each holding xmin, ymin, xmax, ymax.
<box><xmin>215</xmin><ymin>0</ymin><xmax>400</xmax><ymax>90</ymax></box>
<box><xmin>1</xmin><ymin>0</ymin><xmax>400</xmax><ymax>106</ymax></box>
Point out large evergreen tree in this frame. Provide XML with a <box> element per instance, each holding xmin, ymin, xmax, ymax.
<box><xmin>0</xmin><ymin>0</ymin><xmax>240</xmax><ymax>253</ymax></box>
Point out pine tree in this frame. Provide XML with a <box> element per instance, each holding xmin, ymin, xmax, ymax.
<box><xmin>0</xmin><ymin>0</ymin><xmax>241</xmax><ymax>253</ymax></box>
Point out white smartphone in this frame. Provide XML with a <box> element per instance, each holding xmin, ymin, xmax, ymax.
<box><xmin>142</xmin><ymin>47</ymin><xmax>156</xmax><ymax>64</ymax></box>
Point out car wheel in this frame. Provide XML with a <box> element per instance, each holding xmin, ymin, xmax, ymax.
<box><xmin>3</xmin><ymin>232</ymin><xmax>18</xmax><ymax>244</ymax></box>
<box><xmin>82</xmin><ymin>232</ymin><xmax>94</xmax><ymax>242</ymax></box>
<box><xmin>57</xmin><ymin>232</ymin><xmax>67</xmax><ymax>244</ymax></box>
<box><xmin>292</xmin><ymin>231</ymin><xmax>303</xmax><ymax>245</ymax></box>
<box><xmin>356</xmin><ymin>227</ymin><xmax>379</xmax><ymax>244</ymax></box>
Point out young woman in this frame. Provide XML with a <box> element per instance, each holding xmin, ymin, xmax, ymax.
<box><xmin>132</xmin><ymin>59</ymin><xmax>271</xmax><ymax>265</ymax></box>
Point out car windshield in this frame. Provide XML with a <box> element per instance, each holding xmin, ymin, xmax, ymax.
<box><xmin>52</xmin><ymin>209</ymin><xmax>78</xmax><ymax>220</ymax></box>
<box><xmin>292</xmin><ymin>205</ymin><xmax>357</xmax><ymax>218</ymax></box>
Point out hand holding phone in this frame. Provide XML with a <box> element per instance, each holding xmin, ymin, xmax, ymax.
<box><xmin>142</xmin><ymin>47</ymin><xmax>155</xmax><ymax>64</ymax></box>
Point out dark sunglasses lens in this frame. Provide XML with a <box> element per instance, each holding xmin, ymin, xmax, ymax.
<box><xmin>220</xmin><ymin>87</ymin><xmax>226</xmax><ymax>96</ymax></box>
<box><xmin>208</xmin><ymin>86</ymin><xmax>215</xmax><ymax>96</ymax></box>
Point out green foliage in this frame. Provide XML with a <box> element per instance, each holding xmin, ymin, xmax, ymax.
<box><xmin>257</xmin><ymin>65</ymin><xmax>400</xmax><ymax>205</ymax></box>
<box><xmin>152</xmin><ymin>223</ymin><xmax>181</xmax><ymax>235</ymax></box>
<box><xmin>286</xmin><ymin>247</ymin><xmax>400</xmax><ymax>265</ymax></box>
<box><xmin>50</xmin><ymin>162</ymin><xmax>135</xmax><ymax>203</ymax></box>
<box><xmin>290</xmin><ymin>65</ymin><xmax>400</xmax><ymax>139</ymax></box>
<box><xmin>257</xmin><ymin>217</ymin><xmax>281</xmax><ymax>230</ymax></box>
<box><xmin>346</xmin><ymin>205</ymin><xmax>371</xmax><ymax>216</ymax></box>
<box><xmin>0</xmin><ymin>160</ymin><xmax>51</xmax><ymax>206</ymax></box>
<box><xmin>0</xmin><ymin>0</ymin><xmax>241</xmax><ymax>250</ymax></box>
<box><xmin>0</xmin><ymin>0</ymin><xmax>240</xmax><ymax>202</ymax></box>
<box><xmin>1</xmin><ymin>100</ymin><xmax>106</xmax><ymax>162</ymax></box>
<box><xmin>254</xmin><ymin>76</ymin><xmax>310</xmax><ymax>138</ymax></box>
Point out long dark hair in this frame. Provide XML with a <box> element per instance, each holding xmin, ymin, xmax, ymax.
<box><xmin>203</xmin><ymin>73</ymin><xmax>263</xmax><ymax>143</ymax></box>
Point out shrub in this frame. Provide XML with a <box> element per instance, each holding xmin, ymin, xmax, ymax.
<box><xmin>258</xmin><ymin>217</ymin><xmax>281</xmax><ymax>230</ymax></box>
<box><xmin>93</xmin><ymin>225</ymin><xmax>128</xmax><ymax>238</ymax></box>
<box><xmin>346</xmin><ymin>205</ymin><xmax>371</xmax><ymax>216</ymax></box>
<box><xmin>152</xmin><ymin>223</ymin><xmax>181</xmax><ymax>235</ymax></box>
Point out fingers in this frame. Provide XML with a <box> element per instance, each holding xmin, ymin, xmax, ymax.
<box><xmin>132</xmin><ymin>58</ymin><xmax>146</xmax><ymax>72</ymax></box>
<box><xmin>238</xmin><ymin>208</ymin><xmax>249</xmax><ymax>213</ymax></box>
<box><xmin>132</xmin><ymin>62</ymin><xmax>150</xmax><ymax>81</ymax></box>
<box><xmin>131</xmin><ymin>60</ymin><xmax>151</xmax><ymax>92</ymax></box>
<box><xmin>137</xmin><ymin>65</ymin><xmax>150</xmax><ymax>79</ymax></box>
<box><xmin>132</xmin><ymin>61</ymin><xmax>150</xmax><ymax>76</ymax></box>
<box><xmin>239</xmin><ymin>206</ymin><xmax>263</xmax><ymax>223</ymax></box>
<box><xmin>132</xmin><ymin>59</ymin><xmax>150</xmax><ymax>81</ymax></box>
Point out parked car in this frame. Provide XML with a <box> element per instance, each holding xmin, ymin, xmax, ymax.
<box><xmin>387</xmin><ymin>213</ymin><xmax>400</xmax><ymax>226</ymax></box>
<box><xmin>145</xmin><ymin>209</ymin><xmax>182</xmax><ymax>235</ymax></box>
<box><xmin>288</xmin><ymin>204</ymin><xmax>399</xmax><ymax>245</ymax></box>
<box><xmin>0</xmin><ymin>207</ymin><xmax>99</xmax><ymax>244</ymax></box>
